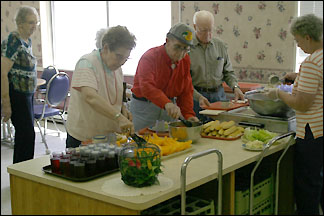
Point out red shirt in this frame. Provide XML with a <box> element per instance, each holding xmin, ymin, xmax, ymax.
<box><xmin>131</xmin><ymin>45</ymin><xmax>196</xmax><ymax>119</ymax></box>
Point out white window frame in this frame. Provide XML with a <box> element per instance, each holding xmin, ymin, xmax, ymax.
<box><xmin>40</xmin><ymin>1</ymin><xmax>171</xmax><ymax>75</ymax></box>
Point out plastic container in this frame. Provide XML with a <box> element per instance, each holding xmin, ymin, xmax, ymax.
<box><xmin>235</xmin><ymin>175</ymin><xmax>273</xmax><ymax>215</ymax></box>
<box><xmin>141</xmin><ymin>195</ymin><xmax>215</xmax><ymax>215</ymax></box>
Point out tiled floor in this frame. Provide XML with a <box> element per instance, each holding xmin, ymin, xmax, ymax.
<box><xmin>1</xmin><ymin>121</ymin><xmax>67</xmax><ymax>215</ymax></box>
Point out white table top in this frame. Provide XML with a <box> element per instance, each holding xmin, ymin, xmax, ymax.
<box><xmin>7</xmin><ymin>136</ymin><xmax>294</xmax><ymax>210</ymax></box>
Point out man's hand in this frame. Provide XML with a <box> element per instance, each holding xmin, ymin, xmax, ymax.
<box><xmin>1</xmin><ymin>102</ymin><xmax>12</xmax><ymax>122</ymax></box>
<box><xmin>199</xmin><ymin>95</ymin><xmax>210</xmax><ymax>107</ymax></box>
<box><xmin>187</xmin><ymin>116</ymin><xmax>199</xmax><ymax>122</ymax></box>
<box><xmin>233</xmin><ymin>87</ymin><xmax>245</xmax><ymax>102</ymax></box>
<box><xmin>264</xmin><ymin>88</ymin><xmax>279</xmax><ymax>100</ymax></box>
<box><xmin>164</xmin><ymin>102</ymin><xmax>181</xmax><ymax>119</ymax></box>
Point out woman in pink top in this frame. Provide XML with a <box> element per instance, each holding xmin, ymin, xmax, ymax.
<box><xmin>265</xmin><ymin>14</ymin><xmax>323</xmax><ymax>214</ymax></box>
<box><xmin>66</xmin><ymin>26</ymin><xmax>136</xmax><ymax>148</ymax></box>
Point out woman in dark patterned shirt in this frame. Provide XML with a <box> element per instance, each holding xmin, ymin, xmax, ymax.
<box><xmin>1</xmin><ymin>5</ymin><xmax>40</xmax><ymax>163</ymax></box>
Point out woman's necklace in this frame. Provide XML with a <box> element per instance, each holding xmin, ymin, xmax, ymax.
<box><xmin>101</xmin><ymin>52</ymin><xmax>118</xmax><ymax>105</ymax></box>
<box><xmin>104</xmin><ymin>70</ymin><xmax>118</xmax><ymax>105</ymax></box>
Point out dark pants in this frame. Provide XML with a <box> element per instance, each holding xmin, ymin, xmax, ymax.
<box><xmin>9</xmin><ymin>84</ymin><xmax>35</xmax><ymax>164</ymax></box>
<box><xmin>66</xmin><ymin>132</ymin><xmax>81</xmax><ymax>148</ymax></box>
<box><xmin>193</xmin><ymin>86</ymin><xmax>227</xmax><ymax>122</ymax></box>
<box><xmin>294</xmin><ymin>123</ymin><xmax>323</xmax><ymax>215</ymax></box>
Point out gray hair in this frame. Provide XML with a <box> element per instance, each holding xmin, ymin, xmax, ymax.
<box><xmin>14</xmin><ymin>5</ymin><xmax>39</xmax><ymax>26</ymax></box>
<box><xmin>95</xmin><ymin>28</ymin><xmax>109</xmax><ymax>49</ymax></box>
<box><xmin>193</xmin><ymin>10</ymin><xmax>214</xmax><ymax>25</ymax></box>
<box><xmin>290</xmin><ymin>14</ymin><xmax>323</xmax><ymax>41</ymax></box>
<box><xmin>101</xmin><ymin>25</ymin><xmax>136</xmax><ymax>52</ymax></box>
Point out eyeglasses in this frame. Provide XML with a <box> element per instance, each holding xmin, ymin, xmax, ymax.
<box><xmin>173</xmin><ymin>44</ymin><xmax>191</xmax><ymax>53</ymax></box>
<box><xmin>25</xmin><ymin>21</ymin><xmax>40</xmax><ymax>26</ymax></box>
<box><xmin>197</xmin><ymin>27</ymin><xmax>213</xmax><ymax>34</ymax></box>
<box><xmin>115</xmin><ymin>53</ymin><xmax>130</xmax><ymax>62</ymax></box>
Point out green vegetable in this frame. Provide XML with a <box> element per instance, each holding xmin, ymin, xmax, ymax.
<box><xmin>242</xmin><ymin>127</ymin><xmax>278</xmax><ymax>144</ymax></box>
<box><xmin>120</xmin><ymin>148</ymin><xmax>163</xmax><ymax>188</ymax></box>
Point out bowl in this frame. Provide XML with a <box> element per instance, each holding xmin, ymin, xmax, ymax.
<box><xmin>168</xmin><ymin>121</ymin><xmax>202</xmax><ymax>143</ymax></box>
<box><xmin>245</xmin><ymin>91</ymin><xmax>295</xmax><ymax>118</ymax></box>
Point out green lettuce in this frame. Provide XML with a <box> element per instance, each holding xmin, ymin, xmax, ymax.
<box><xmin>242</xmin><ymin>127</ymin><xmax>278</xmax><ymax>144</ymax></box>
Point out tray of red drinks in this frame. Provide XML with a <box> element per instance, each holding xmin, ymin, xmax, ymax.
<box><xmin>42</xmin><ymin>165</ymin><xmax>119</xmax><ymax>182</ymax></box>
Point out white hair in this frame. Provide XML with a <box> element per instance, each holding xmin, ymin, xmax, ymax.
<box><xmin>193</xmin><ymin>10</ymin><xmax>214</xmax><ymax>25</ymax></box>
<box><xmin>95</xmin><ymin>28</ymin><xmax>109</xmax><ymax>49</ymax></box>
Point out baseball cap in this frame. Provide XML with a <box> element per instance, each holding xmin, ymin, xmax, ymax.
<box><xmin>167</xmin><ymin>23</ymin><xmax>194</xmax><ymax>46</ymax></box>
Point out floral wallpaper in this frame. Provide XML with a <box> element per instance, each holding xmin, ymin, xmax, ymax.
<box><xmin>1</xmin><ymin>1</ymin><xmax>43</xmax><ymax>68</ymax></box>
<box><xmin>172</xmin><ymin>1</ymin><xmax>298</xmax><ymax>84</ymax></box>
<box><xmin>2</xmin><ymin>1</ymin><xmax>298</xmax><ymax>84</ymax></box>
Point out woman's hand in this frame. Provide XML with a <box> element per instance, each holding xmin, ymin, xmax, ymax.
<box><xmin>121</xmin><ymin>104</ymin><xmax>132</xmax><ymax>121</ymax></box>
<box><xmin>118</xmin><ymin>115</ymin><xmax>135</xmax><ymax>135</ymax></box>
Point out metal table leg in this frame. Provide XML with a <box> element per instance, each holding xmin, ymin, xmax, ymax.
<box><xmin>180</xmin><ymin>148</ymin><xmax>223</xmax><ymax>215</ymax></box>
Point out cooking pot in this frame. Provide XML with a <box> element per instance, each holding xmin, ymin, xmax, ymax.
<box><xmin>245</xmin><ymin>90</ymin><xmax>295</xmax><ymax>118</ymax></box>
<box><xmin>168</xmin><ymin>121</ymin><xmax>202</xmax><ymax>142</ymax></box>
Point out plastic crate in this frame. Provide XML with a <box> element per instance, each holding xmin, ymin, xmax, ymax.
<box><xmin>141</xmin><ymin>195</ymin><xmax>215</xmax><ymax>215</ymax></box>
<box><xmin>235</xmin><ymin>174</ymin><xmax>273</xmax><ymax>215</ymax></box>
<box><xmin>240</xmin><ymin>196</ymin><xmax>273</xmax><ymax>215</ymax></box>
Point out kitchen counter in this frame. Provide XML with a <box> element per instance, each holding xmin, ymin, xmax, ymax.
<box><xmin>7</xmin><ymin>137</ymin><xmax>295</xmax><ymax>215</ymax></box>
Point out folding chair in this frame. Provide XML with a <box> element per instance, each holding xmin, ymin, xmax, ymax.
<box><xmin>34</xmin><ymin>72</ymin><xmax>70</xmax><ymax>154</ymax></box>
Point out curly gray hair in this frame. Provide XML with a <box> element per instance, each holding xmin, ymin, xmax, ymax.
<box><xmin>290</xmin><ymin>14</ymin><xmax>323</xmax><ymax>41</ymax></box>
<box><xmin>14</xmin><ymin>5</ymin><xmax>39</xmax><ymax>26</ymax></box>
<box><xmin>101</xmin><ymin>25</ymin><xmax>136</xmax><ymax>52</ymax></box>
<box><xmin>95</xmin><ymin>28</ymin><xmax>109</xmax><ymax>49</ymax></box>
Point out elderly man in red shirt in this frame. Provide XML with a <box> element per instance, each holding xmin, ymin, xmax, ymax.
<box><xmin>130</xmin><ymin>23</ymin><xmax>199</xmax><ymax>131</ymax></box>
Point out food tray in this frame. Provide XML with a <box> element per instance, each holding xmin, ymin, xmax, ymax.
<box><xmin>201</xmin><ymin>133</ymin><xmax>243</xmax><ymax>141</ymax></box>
<box><xmin>201</xmin><ymin>101</ymin><xmax>249</xmax><ymax>111</ymax></box>
<box><xmin>42</xmin><ymin>165</ymin><xmax>119</xmax><ymax>182</ymax></box>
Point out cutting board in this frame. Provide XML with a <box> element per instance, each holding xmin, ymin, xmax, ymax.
<box><xmin>199</xmin><ymin>110</ymin><xmax>225</xmax><ymax>115</ymax></box>
<box><xmin>201</xmin><ymin>101</ymin><xmax>249</xmax><ymax>111</ymax></box>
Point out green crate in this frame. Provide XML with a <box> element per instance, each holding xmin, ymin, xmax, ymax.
<box><xmin>240</xmin><ymin>196</ymin><xmax>273</xmax><ymax>215</ymax></box>
<box><xmin>235</xmin><ymin>174</ymin><xmax>273</xmax><ymax>215</ymax></box>
<box><xmin>141</xmin><ymin>195</ymin><xmax>215</xmax><ymax>215</ymax></box>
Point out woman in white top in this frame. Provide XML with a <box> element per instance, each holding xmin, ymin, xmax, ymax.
<box><xmin>66</xmin><ymin>26</ymin><xmax>136</xmax><ymax>147</ymax></box>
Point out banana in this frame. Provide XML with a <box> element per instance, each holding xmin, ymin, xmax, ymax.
<box><xmin>203</xmin><ymin>121</ymin><xmax>214</xmax><ymax>129</ymax></box>
<box><xmin>222</xmin><ymin>120</ymin><xmax>235</xmax><ymax>129</ymax></box>
<box><xmin>218</xmin><ymin>128</ymin><xmax>224</xmax><ymax>135</ymax></box>
<box><xmin>209</xmin><ymin>120</ymin><xmax>220</xmax><ymax>131</ymax></box>
<box><xmin>224</xmin><ymin>125</ymin><xmax>237</xmax><ymax>136</ymax></box>
<box><xmin>227</xmin><ymin>129</ymin><xmax>243</xmax><ymax>138</ymax></box>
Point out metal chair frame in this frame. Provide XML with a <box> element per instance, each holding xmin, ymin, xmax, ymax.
<box><xmin>34</xmin><ymin>72</ymin><xmax>69</xmax><ymax>154</ymax></box>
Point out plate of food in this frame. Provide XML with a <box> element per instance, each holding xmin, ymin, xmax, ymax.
<box><xmin>242</xmin><ymin>140</ymin><xmax>265</xmax><ymax>151</ymax></box>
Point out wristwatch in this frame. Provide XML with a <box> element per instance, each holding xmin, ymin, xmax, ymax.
<box><xmin>232</xmin><ymin>85</ymin><xmax>240</xmax><ymax>91</ymax></box>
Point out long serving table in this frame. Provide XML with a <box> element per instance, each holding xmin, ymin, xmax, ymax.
<box><xmin>7</xmin><ymin>137</ymin><xmax>295</xmax><ymax>215</ymax></box>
